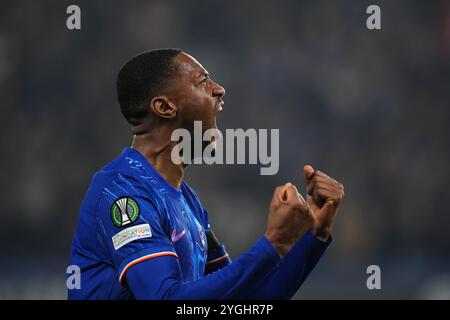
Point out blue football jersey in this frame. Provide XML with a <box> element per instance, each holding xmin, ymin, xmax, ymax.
<box><xmin>68</xmin><ymin>147</ymin><xmax>213</xmax><ymax>299</ymax></box>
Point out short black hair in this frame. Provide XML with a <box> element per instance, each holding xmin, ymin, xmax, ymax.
<box><xmin>117</xmin><ymin>48</ymin><xmax>183</xmax><ymax>125</ymax></box>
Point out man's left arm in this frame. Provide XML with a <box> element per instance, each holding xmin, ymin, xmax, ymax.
<box><xmin>246</xmin><ymin>165</ymin><xmax>344</xmax><ymax>299</ymax></box>
<box><xmin>244</xmin><ymin>229</ymin><xmax>330</xmax><ymax>299</ymax></box>
<box><xmin>207</xmin><ymin>165</ymin><xmax>344</xmax><ymax>299</ymax></box>
<box><xmin>205</xmin><ymin>229</ymin><xmax>330</xmax><ymax>300</ymax></box>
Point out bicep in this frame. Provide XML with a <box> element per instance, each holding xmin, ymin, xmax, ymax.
<box><xmin>126</xmin><ymin>236</ymin><xmax>281</xmax><ymax>300</ymax></box>
<box><xmin>126</xmin><ymin>255</ymin><xmax>184</xmax><ymax>299</ymax></box>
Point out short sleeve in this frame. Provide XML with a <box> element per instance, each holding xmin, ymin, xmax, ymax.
<box><xmin>96</xmin><ymin>179</ymin><xmax>178</xmax><ymax>286</ymax></box>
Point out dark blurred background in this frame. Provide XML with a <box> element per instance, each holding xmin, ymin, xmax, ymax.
<box><xmin>1</xmin><ymin>0</ymin><xmax>450</xmax><ymax>299</ymax></box>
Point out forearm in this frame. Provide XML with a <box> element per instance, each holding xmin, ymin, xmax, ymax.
<box><xmin>127</xmin><ymin>236</ymin><xmax>280</xmax><ymax>300</ymax></box>
<box><xmin>245</xmin><ymin>230</ymin><xmax>331</xmax><ymax>300</ymax></box>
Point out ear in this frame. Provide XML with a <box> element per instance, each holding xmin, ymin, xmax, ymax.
<box><xmin>149</xmin><ymin>96</ymin><xmax>177</xmax><ymax>119</ymax></box>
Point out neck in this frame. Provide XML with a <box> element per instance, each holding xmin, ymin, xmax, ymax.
<box><xmin>131</xmin><ymin>126</ymin><xmax>184</xmax><ymax>189</ymax></box>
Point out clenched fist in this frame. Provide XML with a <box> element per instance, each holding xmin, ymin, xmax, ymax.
<box><xmin>304</xmin><ymin>165</ymin><xmax>345</xmax><ymax>241</ymax></box>
<box><xmin>264</xmin><ymin>182</ymin><xmax>315</xmax><ymax>256</ymax></box>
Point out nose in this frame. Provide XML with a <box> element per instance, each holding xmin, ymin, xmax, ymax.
<box><xmin>212</xmin><ymin>82</ymin><xmax>226</xmax><ymax>98</ymax></box>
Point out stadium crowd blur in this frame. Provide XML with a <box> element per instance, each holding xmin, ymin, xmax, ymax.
<box><xmin>1</xmin><ymin>0</ymin><xmax>449</xmax><ymax>298</ymax></box>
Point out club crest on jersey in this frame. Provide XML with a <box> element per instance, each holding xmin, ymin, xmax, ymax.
<box><xmin>110</xmin><ymin>197</ymin><xmax>140</xmax><ymax>227</ymax></box>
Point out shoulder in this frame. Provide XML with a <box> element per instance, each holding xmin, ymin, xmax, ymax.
<box><xmin>86</xmin><ymin>150</ymin><xmax>161</xmax><ymax>209</ymax></box>
<box><xmin>95</xmin><ymin>171</ymin><xmax>162</xmax><ymax>214</ymax></box>
<box><xmin>80</xmin><ymin>159</ymin><xmax>165</xmax><ymax>228</ymax></box>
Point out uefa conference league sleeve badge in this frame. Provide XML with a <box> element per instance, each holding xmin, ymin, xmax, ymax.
<box><xmin>110</xmin><ymin>197</ymin><xmax>140</xmax><ymax>227</ymax></box>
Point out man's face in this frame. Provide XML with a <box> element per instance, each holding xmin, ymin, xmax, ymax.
<box><xmin>167</xmin><ymin>53</ymin><xmax>225</xmax><ymax>133</ymax></box>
